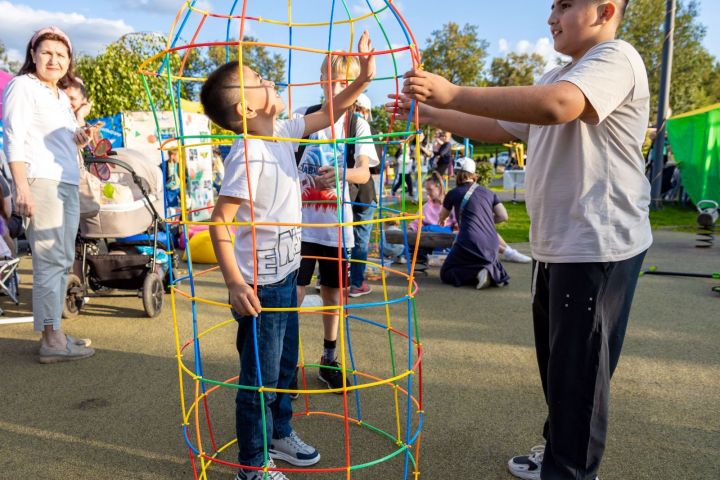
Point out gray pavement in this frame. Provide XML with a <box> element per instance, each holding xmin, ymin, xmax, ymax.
<box><xmin>0</xmin><ymin>230</ymin><xmax>717</xmax><ymax>479</ymax></box>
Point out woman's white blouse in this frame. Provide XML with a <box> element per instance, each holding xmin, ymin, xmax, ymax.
<box><xmin>2</xmin><ymin>74</ymin><xmax>80</xmax><ymax>185</ymax></box>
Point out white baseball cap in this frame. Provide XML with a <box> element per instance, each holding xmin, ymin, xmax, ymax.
<box><xmin>355</xmin><ymin>93</ymin><xmax>373</xmax><ymax>120</ymax></box>
<box><xmin>455</xmin><ymin>157</ymin><xmax>476</xmax><ymax>174</ymax></box>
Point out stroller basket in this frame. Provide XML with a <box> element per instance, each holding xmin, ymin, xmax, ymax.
<box><xmin>86</xmin><ymin>254</ymin><xmax>152</xmax><ymax>290</ymax></box>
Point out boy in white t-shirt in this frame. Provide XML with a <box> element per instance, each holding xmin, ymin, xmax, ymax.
<box><xmin>394</xmin><ymin>1</ymin><xmax>648</xmax><ymax>479</ymax></box>
<box><xmin>202</xmin><ymin>32</ymin><xmax>374</xmax><ymax>480</ymax></box>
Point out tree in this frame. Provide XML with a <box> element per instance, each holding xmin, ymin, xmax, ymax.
<box><xmin>205</xmin><ymin>36</ymin><xmax>286</xmax><ymax>88</ymax></box>
<box><xmin>619</xmin><ymin>0</ymin><xmax>717</xmax><ymax>117</ymax></box>
<box><xmin>488</xmin><ymin>52</ymin><xmax>545</xmax><ymax>87</ymax></box>
<box><xmin>421</xmin><ymin>22</ymin><xmax>489</xmax><ymax>87</ymax></box>
<box><xmin>0</xmin><ymin>40</ymin><xmax>21</xmax><ymax>74</ymax></box>
<box><xmin>75</xmin><ymin>33</ymin><xmax>194</xmax><ymax>118</ymax></box>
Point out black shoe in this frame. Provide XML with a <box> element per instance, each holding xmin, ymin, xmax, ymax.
<box><xmin>318</xmin><ymin>357</ymin><xmax>348</xmax><ymax>394</ymax></box>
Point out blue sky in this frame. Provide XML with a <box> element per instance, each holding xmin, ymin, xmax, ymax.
<box><xmin>2</xmin><ymin>0</ymin><xmax>719</xmax><ymax>109</ymax></box>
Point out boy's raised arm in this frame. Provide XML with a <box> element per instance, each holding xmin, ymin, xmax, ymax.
<box><xmin>401</xmin><ymin>69</ymin><xmax>592</xmax><ymax>126</ymax></box>
<box><xmin>302</xmin><ymin>31</ymin><xmax>376</xmax><ymax>137</ymax></box>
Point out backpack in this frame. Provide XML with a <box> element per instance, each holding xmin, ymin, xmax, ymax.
<box><xmin>295</xmin><ymin>105</ymin><xmax>376</xmax><ymax>213</ymax></box>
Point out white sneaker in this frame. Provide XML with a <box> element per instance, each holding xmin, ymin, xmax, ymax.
<box><xmin>508</xmin><ymin>445</ymin><xmax>599</xmax><ymax>480</ymax></box>
<box><xmin>269</xmin><ymin>430</ymin><xmax>320</xmax><ymax>466</ymax></box>
<box><xmin>503</xmin><ymin>249</ymin><xmax>532</xmax><ymax>263</ymax></box>
<box><xmin>507</xmin><ymin>444</ymin><xmax>544</xmax><ymax>480</ymax></box>
<box><xmin>476</xmin><ymin>268</ymin><xmax>491</xmax><ymax>290</ymax></box>
<box><xmin>235</xmin><ymin>459</ymin><xmax>288</xmax><ymax>480</ymax></box>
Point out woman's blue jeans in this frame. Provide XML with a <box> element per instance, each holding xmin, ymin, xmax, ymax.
<box><xmin>233</xmin><ymin>270</ymin><xmax>298</xmax><ymax>467</ymax></box>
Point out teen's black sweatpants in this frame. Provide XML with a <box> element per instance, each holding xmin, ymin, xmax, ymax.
<box><xmin>531</xmin><ymin>251</ymin><xmax>647</xmax><ymax>480</ymax></box>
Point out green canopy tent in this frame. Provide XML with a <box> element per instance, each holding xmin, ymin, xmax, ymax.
<box><xmin>666</xmin><ymin>103</ymin><xmax>720</xmax><ymax>204</ymax></box>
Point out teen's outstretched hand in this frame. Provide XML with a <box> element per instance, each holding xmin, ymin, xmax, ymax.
<box><xmin>402</xmin><ymin>69</ymin><xmax>459</xmax><ymax>109</ymax></box>
<box><xmin>357</xmin><ymin>30</ymin><xmax>376</xmax><ymax>81</ymax></box>
<box><xmin>385</xmin><ymin>93</ymin><xmax>436</xmax><ymax>125</ymax></box>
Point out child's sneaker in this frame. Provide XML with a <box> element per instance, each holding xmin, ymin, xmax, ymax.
<box><xmin>269</xmin><ymin>430</ymin><xmax>320</xmax><ymax>466</ymax></box>
<box><xmin>476</xmin><ymin>268</ymin><xmax>491</xmax><ymax>290</ymax></box>
<box><xmin>507</xmin><ymin>444</ymin><xmax>544</xmax><ymax>480</ymax></box>
<box><xmin>502</xmin><ymin>249</ymin><xmax>532</xmax><ymax>263</ymax></box>
<box><xmin>318</xmin><ymin>357</ymin><xmax>348</xmax><ymax>393</ymax></box>
<box><xmin>348</xmin><ymin>282</ymin><xmax>372</xmax><ymax>298</ymax></box>
<box><xmin>235</xmin><ymin>459</ymin><xmax>288</xmax><ymax>480</ymax></box>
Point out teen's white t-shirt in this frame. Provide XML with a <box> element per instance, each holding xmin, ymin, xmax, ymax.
<box><xmin>294</xmin><ymin>110</ymin><xmax>380</xmax><ymax>249</ymax></box>
<box><xmin>219</xmin><ymin>118</ymin><xmax>304</xmax><ymax>285</ymax></box>
<box><xmin>499</xmin><ymin>40</ymin><xmax>653</xmax><ymax>263</ymax></box>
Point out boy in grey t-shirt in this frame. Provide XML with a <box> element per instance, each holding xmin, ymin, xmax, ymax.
<box><xmin>394</xmin><ymin>1</ymin><xmax>648</xmax><ymax>479</ymax></box>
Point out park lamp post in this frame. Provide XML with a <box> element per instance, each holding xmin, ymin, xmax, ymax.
<box><xmin>650</xmin><ymin>0</ymin><xmax>677</xmax><ymax>210</ymax></box>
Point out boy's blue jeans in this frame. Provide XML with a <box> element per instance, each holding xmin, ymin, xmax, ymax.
<box><xmin>350</xmin><ymin>202</ymin><xmax>376</xmax><ymax>288</ymax></box>
<box><xmin>233</xmin><ymin>270</ymin><xmax>298</xmax><ymax>467</ymax></box>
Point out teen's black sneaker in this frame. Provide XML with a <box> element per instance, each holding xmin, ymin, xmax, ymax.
<box><xmin>318</xmin><ymin>357</ymin><xmax>348</xmax><ymax>394</ymax></box>
<box><xmin>508</xmin><ymin>444</ymin><xmax>544</xmax><ymax>480</ymax></box>
<box><xmin>235</xmin><ymin>459</ymin><xmax>288</xmax><ymax>480</ymax></box>
<box><xmin>269</xmin><ymin>430</ymin><xmax>320</xmax><ymax>466</ymax></box>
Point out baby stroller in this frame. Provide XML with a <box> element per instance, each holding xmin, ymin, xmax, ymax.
<box><xmin>64</xmin><ymin>148</ymin><xmax>174</xmax><ymax>318</ymax></box>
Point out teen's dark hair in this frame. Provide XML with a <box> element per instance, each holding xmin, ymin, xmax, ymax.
<box><xmin>200</xmin><ymin>61</ymin><xmax>243</xmax><ymax>133</ymax></box>
<box><xmin>18</xmin><ymin>32</ymin><xmax>77</xmax><ymax>89</ymax></box>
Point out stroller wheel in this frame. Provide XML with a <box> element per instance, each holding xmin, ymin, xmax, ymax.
<box><xmin>63</xmin><ymin>274</ymin><xmax>85</xmax><ymax>319</ymax></box>
<box><xmin>142</xmin><ymin>272</ymin><xmax>163</xmax><ymax>318</ymax></box>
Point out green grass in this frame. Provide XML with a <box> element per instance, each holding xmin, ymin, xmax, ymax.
<box><xmin>382</xmin><ymin>200</ymin><xmax>700</xmax><ymax>244</ymax></box>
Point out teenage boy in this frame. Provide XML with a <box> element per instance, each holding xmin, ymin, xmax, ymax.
<box><xmin>393</xmin><ymin>1</ymin><xmax>649</xmax><ymax>479</ymax></box>
<box><xmin>295</xmin><ymin>55</ymin><xmax>380</xmax><ymax>391</ymax></box>
<box><xmin>203</xmin><ymin>31</ymin><xmax>374</xmax><ymax>480</ymax></box>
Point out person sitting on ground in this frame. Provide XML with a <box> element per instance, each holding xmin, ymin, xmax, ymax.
<box><xmin>438</xmin><ymin>157</ymin><xmax>510</xmax><ymax>289</ymax></box>
<box><xmin>407</xmin><ymin>171</ymin><xmax>530</xmax><ymax>268</ymax></box>
<box><xmin>203</xmin><ymin>30</ymin><xmax>375</xmax><ymax>480</ymax></box>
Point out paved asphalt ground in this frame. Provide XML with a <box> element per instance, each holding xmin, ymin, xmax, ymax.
<box><xmin>0</xmin><ymin>230</ymin><xmax>718</xmax><ymax>479</ymax></box>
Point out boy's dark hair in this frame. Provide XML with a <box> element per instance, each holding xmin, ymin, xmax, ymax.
<box><xmin>200</xmin><ymin>61</ymin><xmax>242</xmax><ymax>133</ymax></box>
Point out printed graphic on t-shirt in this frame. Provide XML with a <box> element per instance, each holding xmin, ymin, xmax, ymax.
<box><xmin>300</xmin><ymin>141</ymin><xmax>346</xmax><ymax>212</ymax></box>
<box><xmin>256</xmin><ymin>226</ymin><xmax>302</xmax><ymax>277</ymax></box>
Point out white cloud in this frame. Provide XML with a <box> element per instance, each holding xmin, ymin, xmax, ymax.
<box><xmin>0</xmin><ymin>1</ymin><xmax>134</xmax><ymax>57</ymax></box>
<box><xmin>498</xmin><ymin>38</ymin><xmax>509</xmax><ymax>54</ymax></box>
<box><xmin>498</xmin><ymin>37</ymin><xmax>569</xmax><ymax>73</ymax></box>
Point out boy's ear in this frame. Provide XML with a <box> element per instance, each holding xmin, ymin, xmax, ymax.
<box><xmin>236</xmin><ymin>102</ymin><xmax>257</xmax><ymax>120</ymax></box>
<box><xmin>597</xmin><ymin>1</ymin><xmax>618</xmax><ymax>24</ymax></box>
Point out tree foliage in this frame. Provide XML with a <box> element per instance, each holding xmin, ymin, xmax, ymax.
<box><xmin>205</xmin><ymin>36</ymin><xmax>286</xmax><ymax>88</ymax></box>
<box><xmin>75</xmin><ymin>33</ymin><xmax>193</xmax><ymax>118</ymax></box>
<box><xmin>619</xmin><ymin>0</ymin><xmax>717</xmax><ymax>117</ymax></box>
<box><xmin>488</xmin><ymin>52</ymin><xmax>545</xmax><ymax>87</ymax></box>
<box><xmin>0</xmin><ymin>40</ymin><xmax>21</xmax><ymax>74</ymax></box>
<box><xmin>74</xmin><ymin>33</ymin><xmax>286</xmax><ymax>119</ymax></box>
<box><xmin>421</xmin><ymin>22</ymin><xmax>489</xmax><ymax>86</ymax></box>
